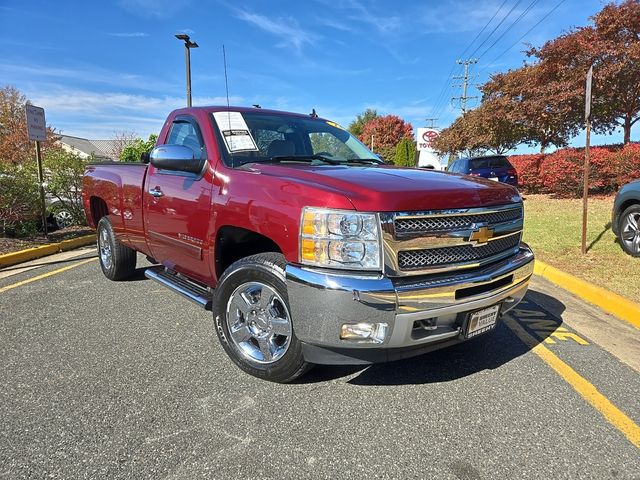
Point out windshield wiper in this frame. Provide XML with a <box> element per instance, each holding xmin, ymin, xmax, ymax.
<box><xmin>341</xmin><ymin>158</ymin><xmax>383</xmax><ymax>165</ymax></box>
<box><xmin>267</xmin><ymin>155</ymin><xmax>342</xmax><ymax>165</ymax></box>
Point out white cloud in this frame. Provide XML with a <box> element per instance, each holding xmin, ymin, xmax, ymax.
<box><xmin>108</xmin><ymin>32</ymin><xmax>149</xmax><ymax>37</ymax></box>
<box><xmin>0</xmin><ymin>62</ymin><xmax>175</xmax><ymax>92</ymax></box>
<box><xmin>26</xmin><ymin>88</ymin><xmax>243</xmax><ymax>138</ymax></box>
<box><xmin>234</xmin><ymin>9</ymin><xmax>319</xmax><ymax>53</ymax></box>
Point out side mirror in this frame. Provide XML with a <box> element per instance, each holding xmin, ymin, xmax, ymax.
<box><xmin>149</xmin><ymin>145</ymin><xmax>204</xmax><ymax>174</ymax></box>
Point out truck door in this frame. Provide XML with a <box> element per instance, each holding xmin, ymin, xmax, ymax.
<box><xmin>144</xmin><ymin>115</ymin><xmax>215</xmax><ymax>284</ymax></box>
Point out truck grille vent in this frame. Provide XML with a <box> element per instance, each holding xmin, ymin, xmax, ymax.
<box><xmin>395</xmin><ymin>206</ymin><xmax>523</xmax><ymax>234</ymax></box>
<box><xmin>398</xmin><ymin>234</ymin><xmax>520</xmax><ymax>270</ymax></box>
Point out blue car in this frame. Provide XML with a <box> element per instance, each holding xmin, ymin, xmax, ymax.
<box><xmin>447</xmin><ymin>155</ymin><xmax>518</xmax><ymax>187</ymax></box>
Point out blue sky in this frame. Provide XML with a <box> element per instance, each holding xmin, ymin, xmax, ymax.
<box><xmin>1</xmin><ymin>0</ymin><xmax>628</xmax><ymax>152</ymax></box>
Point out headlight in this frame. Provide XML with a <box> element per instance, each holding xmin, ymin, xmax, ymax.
<box><xmin>299</xmin><ymin>207</ymin><xmax>381</xmax><ymax>271</ymax></box>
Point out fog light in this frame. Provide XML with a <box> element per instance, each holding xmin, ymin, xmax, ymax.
<box><xmin>340</xmin><ymin>323</ymin><xmax>388</xmax><ymax>343</ymax></box>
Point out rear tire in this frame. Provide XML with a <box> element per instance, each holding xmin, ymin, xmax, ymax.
<box><xmin>213</xmin><ymin>253</ymin><xmax>310</xmax><ymax>383</ymax></box>
<box><xmin>617</xmin><ymin>204</ymin><xmax>640</xmax><ymax>257</ymax></box>
<box><xmin>96</xmin><ymin>217</ymin><xmax>137</xmax><ymax>280</ymax></box>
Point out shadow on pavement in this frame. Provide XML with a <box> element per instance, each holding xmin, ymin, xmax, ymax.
<box><xmin>299</xmin><ymin>290</ymin><xmax>565</xmax><ymax>386</ymax></box>
<box><xmin>0</xmin><ymin>254</ymin><xmax>98</xmax><ymax>272</ymax></box>
<box><xmin>122</xmin><ymin>267</ymin><xmax>150</xmax><ymax>282</ymax></box>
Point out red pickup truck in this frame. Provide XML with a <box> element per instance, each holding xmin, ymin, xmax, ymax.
<box><xmin>82</xmin><ymin>106</ymin><xmax>534</xmax><ymax>382</ymax></box>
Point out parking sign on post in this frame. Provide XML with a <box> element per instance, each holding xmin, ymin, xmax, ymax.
<box><xmin>25</xmin><ymin>105</ymin><xmax>48</xmax><ymax>236</ymax></box>
<box><xmin>26</xmin><ymin>105</ymin><xmax>46</xmax><ymax>141</ymax></box>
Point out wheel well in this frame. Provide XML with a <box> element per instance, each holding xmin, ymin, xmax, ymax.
<box><xmin>215</xmin><ymin>226</ymin><xmax>282</xmax><ymax>278</ymax></box>
<box><xmin>89</xmin><ymin>197</ymin><xmax>108</xmax><ymax>228</ymax></box>
<box><xmin>619</xmin><ymin>199</ymin><xmax>640</xmax><ymax>216</ymax></box>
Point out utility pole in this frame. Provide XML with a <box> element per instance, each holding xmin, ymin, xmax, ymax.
<box><xmin>175</xmin><ymin>34</ymin><xmax>199</xmax><ymax>107</ymax></box>
<box><xmin>452</xmin><ymin>59</ymin><xmax>478</xmax><ymax>114</ymax></box>
<box><xmin>424</xmin><ymin>118</ymin><xmax>438</xmax><ymax>129</ymax></box>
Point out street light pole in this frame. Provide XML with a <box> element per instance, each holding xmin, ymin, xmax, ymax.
<box><xmin>175</xmin><ymin>34</ymin><xmax>199</xmax><ymax>107</ymax></box>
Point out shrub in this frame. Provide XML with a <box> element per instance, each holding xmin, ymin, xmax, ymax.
<box><xmin>394</xmin><ymin>138</ymin><xmax>417</xmax><ymax>167</ymax></box>
<box><xmin>509</xmin><ymin>154</ymin><xmax>545</xmax><ymax>193</ymax></box>
<box><xmin>0</xmin><ymin>162</ymin><xmax>40</xmax><ymax>236</ymax></box>
<box><xmin>43</xmin><ymin>149</ymin><xmax>88</xmax><ymax>225</ymax></box>
<box><xmin>510</xmin><ymin>143</ymin><xmax>640</xmax><ymax>197</ymax></box>
<box><xmin>613</xmin><ymin>142</ymin><xmax>640</xmax><ymax>186</ymax></box>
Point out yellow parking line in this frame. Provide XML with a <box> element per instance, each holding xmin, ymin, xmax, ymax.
<box><xmin>504</xmin><ymin>316</ymin><xmax>640</xmax><ymax>449</ymax></box>
<box><xmin>0</xmin><ymin>258</ymin><xmax>97</xmax><ymax>294</ymax></box>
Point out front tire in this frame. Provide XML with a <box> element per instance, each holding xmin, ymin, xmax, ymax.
<box><xmin>618</xmin><ymin>204</ymin><xmax>640</xmax><ymax>257</ymax></box>
<box><xmin>213</xmin><ymin>253</ymin><xmax>310</xmax><ymax>383</ymax></box>
<box><xmin>96</xmin><ymin>217</ymin><xmax>137</xmax><ymax>280</ymax></box>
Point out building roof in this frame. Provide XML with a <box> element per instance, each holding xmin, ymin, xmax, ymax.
<box><xmin>58</xmin><ymin>135</ymin><xmax>117</xmax><ymax>160</ymax></box>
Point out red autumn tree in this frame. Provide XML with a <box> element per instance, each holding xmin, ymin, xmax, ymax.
<box><xmin>0</xmin><ymin>85</ymin><xmax>59</xmax><ymax>165</ymax></box>
<box><xmin>488</xmin><ymin>0</ymin><xmax>640</xmax><ymax>147</ymax></box>
<box><xmin>482</xmin><ymin>64</ymin><xmax>579</xmax><ymax>152</ymax></box>
<box><xmin>433</xmin><ymin>99</ymin><xmax>526</xmax><ymax>156</ymax></box>
<box><xmin>359</xmin><ymin>115</ymin><xmax>413</xmax><ymax>162</ymax></box>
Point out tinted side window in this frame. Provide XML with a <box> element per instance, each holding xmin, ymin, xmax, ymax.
<box><xmin>166</xmin><ymin>119</ymin><xmax>207</xmax><ymax>159</ymax></box>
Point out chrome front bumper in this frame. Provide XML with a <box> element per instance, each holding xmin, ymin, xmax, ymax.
<box><xmin>286</xmin><ymin>245</ymin><xmax>534</xmax><ymax>364</ymax></box>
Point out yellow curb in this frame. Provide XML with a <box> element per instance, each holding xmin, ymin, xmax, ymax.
<box><xmin>0</xmin><ymin>234</ymin><xmax>96</xmax><ymax>269</ymax></box>
<box><xmin>534</xmin><ymin>260</ymin><xmax>640</xmax><ymax>330</ymax></box>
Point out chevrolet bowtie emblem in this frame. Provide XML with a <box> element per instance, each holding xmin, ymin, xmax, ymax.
<box><xmin>468</xmin><ymin>226</ymin><xmax>494</xmax><ymax>246</ymax></box>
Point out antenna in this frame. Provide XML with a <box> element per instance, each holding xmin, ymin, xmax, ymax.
<box><xmin>222</xmin><ymin>44</ymin><xmax>231</xmax><ymax>110</ymax></box>
<box><xmin>222</xmin><ymin>45</ymin><xmax>233</xmax><ymax>158</ymax></box>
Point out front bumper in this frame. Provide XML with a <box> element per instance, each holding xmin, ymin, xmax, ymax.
<box><xmin>286</xmin><ymin>245</ymin><xmax>534</xmax><ymax>364</ymax></box>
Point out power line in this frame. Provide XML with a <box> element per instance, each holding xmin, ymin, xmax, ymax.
<box><xmin>477</xmin><ymin>0</ymin><xmax>542</xmax><ymax>59</ymax></box>
<box><xmin>430</xmin><ymin>0</ymin><xmax>511</xmax><ymax>121</ymax></box>
<box><xmin>459</xmin><ymin>0</ymin><xmax>510</xmax><ymax>58</ymax></box>
<box><xmin>478</xmin><ymin>0</ymin><xmax>568</xmax><ymax>77</ymax></box>
<box><xmin>468</xmin><ymin>0</ymin><xmax>525</xmax><ymax>58</ymax></box>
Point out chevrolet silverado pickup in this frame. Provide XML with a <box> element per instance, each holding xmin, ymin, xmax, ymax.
<box><xmin>82</xmin><ymin>106</ymin><xmax>534</xmax><ymax>382</ymax></box>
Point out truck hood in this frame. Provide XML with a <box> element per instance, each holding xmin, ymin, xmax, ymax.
<box><xmin>248</xmin><ymin>164</ymin><xmax>521</xmax><ymax>212</ymax></box>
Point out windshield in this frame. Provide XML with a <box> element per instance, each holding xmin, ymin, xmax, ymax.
<box><xmin>211</xmin><ymin>111</ymin><xmax>379</xmax><ymax>167</ymax></box>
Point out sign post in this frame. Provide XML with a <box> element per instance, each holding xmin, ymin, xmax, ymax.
<box><xmin>25</xmin><ymin>105</ymin><xmax>48</xmax><ymax>237</ymax></box>
<box><xmin>581</xmin><ymin>66</ymin><xmax>593</xmax><ymax>255</ymax></box>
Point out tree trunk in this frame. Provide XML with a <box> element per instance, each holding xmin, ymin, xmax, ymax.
<box><xmin>624</xmin><ymin>115</ymin><xmax>631</xmax><ymax>144</ymax></box>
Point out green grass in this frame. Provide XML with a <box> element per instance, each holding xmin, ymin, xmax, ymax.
<box><xmin>522</xmin><ymin>194</ymin><xmax>640</xmax><ymax>303</ymax></box>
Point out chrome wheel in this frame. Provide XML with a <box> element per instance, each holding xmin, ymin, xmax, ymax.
<box><xmin>98</xmin><ymin>228</ymin><xmax>113</xmax><ymax>270</ymax></box>
<box><xmin>225</xmin><ymin>281</ymin><xmax>292</xmax><ymax>364</ymax></box>
<box><xmin>54</xmin><ymin>209</ymin><xmax>73</xmax><ymax>228</ymax></box>
<box><xmin>621</xmin><ymin>211</ymin><xmax>640</xmax><ymax>254</ymax></box>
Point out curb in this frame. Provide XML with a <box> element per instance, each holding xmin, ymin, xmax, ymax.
<box><xmin>533</xmin><ymin>260</ymin><xmax>640</xmax><ymax>330</ymax></box>
<box><xmin>0</xmin><ymin>234</ymin><xmax>96</xmax><ymax>269</ymax></box>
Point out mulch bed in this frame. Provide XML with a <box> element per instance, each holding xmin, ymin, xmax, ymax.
<box><xmin>0</xmin><ymin>226</ymin><xmax>95</xmax><ymax>255</ymax></box>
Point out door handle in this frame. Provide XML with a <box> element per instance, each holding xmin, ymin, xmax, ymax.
<box><xmin>149</xmin><ymin>187</ymin><xmax>164</xmax><ymax>198</ymax></box>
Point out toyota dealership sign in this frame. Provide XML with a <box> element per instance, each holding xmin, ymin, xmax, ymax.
<box><xmin>417</xmin><ymin>128</ymin><xmax>440</xmax><ymax>151</ymax></box>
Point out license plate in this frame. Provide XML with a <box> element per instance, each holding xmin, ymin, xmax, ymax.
<box><xmin>465</xmin><ymin>304</ymin><xmax>500</xmax><ymax>338</ymax></box>
<box><xmin>489</xmin><ymin>176</ymin><xmax>499</xmax><ymax>182</ymax></box>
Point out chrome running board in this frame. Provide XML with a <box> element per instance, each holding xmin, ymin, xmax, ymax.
<box><xmin>145</xmin><ymin>266</ymin><xmax>213</xmax><ymax>310</ymax></box>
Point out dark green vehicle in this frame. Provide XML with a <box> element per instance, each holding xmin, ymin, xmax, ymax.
<box><xmin>612</xmin><ymin>179</ymin><xmax>640</xmax><ymax>257</ymax></box>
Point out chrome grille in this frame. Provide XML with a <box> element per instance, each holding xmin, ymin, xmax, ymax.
<box><xmin>395</xmin><ymin>206</ymin><xmax>523</xmax><ymax>234</ymax></box>
<box><xmin>398</xmin><ymin>234</ymin><xmax>521</xmax><ymax>270</ymax></box>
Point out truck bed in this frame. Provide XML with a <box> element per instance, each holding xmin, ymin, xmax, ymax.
<box><xmin>82</xmin><ymin>162</ymin><xmax>150</xmax><ymax>255</ymax></box>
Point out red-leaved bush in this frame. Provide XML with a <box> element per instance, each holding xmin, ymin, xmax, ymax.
<box><xmin>509</xmin><ymin>154</ymin><xmax>545</xmax><ymax>193</ymax></box>
<box><xmin>509</xmin><ymin>143</ymin><xmax>640</xmax><ymax>197</ymax></box>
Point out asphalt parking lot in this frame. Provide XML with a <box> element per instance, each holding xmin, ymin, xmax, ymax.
<box><xmin>1</xmin><ymin>248</ymin><xmax>639</xmax><ymax>479</ymax></box>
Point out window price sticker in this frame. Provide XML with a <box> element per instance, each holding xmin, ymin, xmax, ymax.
<box><xmin>212</xmin><ymin>111</ymin><xmax>259</xmax><ymax>153</ymax></box>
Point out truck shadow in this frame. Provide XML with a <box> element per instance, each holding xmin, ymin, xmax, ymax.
<box><xmin>299</xmin><ymin>290</ymin><xmax>565</xmax><ymax>386</ymax></box>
